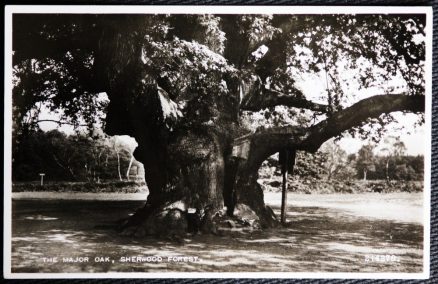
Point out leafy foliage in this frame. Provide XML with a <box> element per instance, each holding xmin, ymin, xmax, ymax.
<box><xmin>13</xmin><ymin>130</ymin><xmax>140</xmax><ymax>182</ymax></box>
<box><xmin>282</xmin><ymin>14</ymin><xmax>426</xmax><ymax>139</ymax></box>
<box><xmin>12</xmin><ymin>14</ymin><xmax>427</xmax><ymax>188</ymax></box>
<box><xmin>260</xmin><ymin>138</ymin><xmax>423</xmax><ymax>183</ymax></box>
<box><xmin>355</xmin><ymin>144</ymin><xmax>376</xmax><ymax>180</ymax></box>
<box><xmin>141</xmin><ymin>38</ymin><xmax>239</xmax><ymax>128</ymax></box>
<box><xmin>320</xmin><ymin>141</ymin><xmax>356</xmax><ymax>181</ymax></box>
<box><xmin>12</xmin><ymin>14</ymin><xmax>426</xmax><ymax>139</ymax></box>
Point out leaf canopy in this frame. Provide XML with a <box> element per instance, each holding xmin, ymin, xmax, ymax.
<box><xmin>12</xmin><ymin>13</ymin><xmax>426</xmax><ymax>140</ymax></box>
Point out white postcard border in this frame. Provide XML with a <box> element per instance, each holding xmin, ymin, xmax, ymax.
<box><xmin>3</xmin><ymin>5</ymin><xmax>433</xmax><ymax>279</ymax></box>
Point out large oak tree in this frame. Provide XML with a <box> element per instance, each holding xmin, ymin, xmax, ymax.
<box><xmin>12</xmin><ymin>13</ymin><xmax>426</xmax><ymax>235</ymax></box>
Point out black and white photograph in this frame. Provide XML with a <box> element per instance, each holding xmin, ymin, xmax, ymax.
<box><xmin>3</xmin><ymin>5</ymin><xmax>432</xmax><ymax>278</ymax></box>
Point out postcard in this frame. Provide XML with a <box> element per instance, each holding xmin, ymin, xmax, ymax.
<box><xmin>3</xmin><ymin>5</ymin><xmax>432</xmax><ymax>279</ymax></box>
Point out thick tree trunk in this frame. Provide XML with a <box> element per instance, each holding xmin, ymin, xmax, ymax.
<box><xmin>116</xmin><ymin>151</ymin><xmax>122</xmax><ymax>181</ymax></box>
<box><xmin>94</xmin><ymin>25</ymin><xmax>277</xmax><ymax>237</ymax></box>
<box><xmin>280</xmin><ymin>160</ymin><xmax>288</xmax><ymax>225</ymax></box>
<box><xmin>104</xmin><ymin>85</ymin><xmax>276</xmax><ymax>236</ymax></box>
<box><xmin>94</xmin><ymin>20</ymin><xmax>425</xmax><ymax>238</ymax></box>
<box><xmin>126</xmin><ymin>155</ymin><xmax>134</xmax><ymax>181</ymax></box>
<box><xmin>230</xmin><ymin>135</ymin><xmax>281</xmax><ymax>229</ymax></box>
<box><xmin>232</xmin><ymin>162</ymin><xmax>278</xmax><ymax>229</ymax></box>
<box><xmin>118</xmin><ymin>130</ymin><xmax>240</xmax><ymax>237</ymax></box>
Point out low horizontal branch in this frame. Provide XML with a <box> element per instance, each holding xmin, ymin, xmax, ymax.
<box><xmin>37</xmin><ymin>119</ymin><xmax>89</xmax><ymax>127</ymax></box>
<box><xmin>240</xmin><ymin>87</ymin><xmax>329</xmax><ymax>113</ymax></box>
<box><xmin>238</xmin><ymin>94</ymin><xmax>425</xmax><ymax>168</ymax></box>
<box><xmin>302</xmin><ymin>94</ymin><xmax>425</xmax><ymax>152</ymax></box>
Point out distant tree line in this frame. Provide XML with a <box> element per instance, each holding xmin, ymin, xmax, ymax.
<box><xmin>12</xmin><ymin>129</ymin><xmax>142</xmax><ymax>182</ymax></box>
<box><xmin>262</xmin><ymin>138</ymin><xmax>423</xmax><ymax>182</ymax></box>
<box><xmin>350</xmin><ymin>142</ymin><xmax>423</xmax><ymax>182</ymax></box>
<box><xmin>14</xmin><ymin>129</ymin><xmax>423</xmax><ymax>184</ymax></box>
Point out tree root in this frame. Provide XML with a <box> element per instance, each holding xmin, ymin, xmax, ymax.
<box><xmin>116</xmin><ymin>201</ymin><xmax>277</xmax><ymax>238</ymax></box>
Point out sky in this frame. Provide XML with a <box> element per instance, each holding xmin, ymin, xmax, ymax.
<box><xmin>292</xmin><ymin>68</ymin><xmax>426</xmax><ymax>156</ymax></box>
<box><xmin>336</xmin><ymin>113</ymin><xmax>425</xmax><ymax>156</ymax></box>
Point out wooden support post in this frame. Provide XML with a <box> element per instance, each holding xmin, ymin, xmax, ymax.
<box><xmin>280</xmin><ymin>156</ymin><xmax>288</xmax><ymax>225</ymax></box>
<box><xmin>280</xmin><ymin>149</ymin><xmax>296</xmax><ymax>225</ymax></box>
<box><xmin>280</xmin><ymin>149</ymin><xmax>289</xmax><ymax>225</ymax></box>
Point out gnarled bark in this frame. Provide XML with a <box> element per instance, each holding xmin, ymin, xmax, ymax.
<box><xmin>98</xmin><ymin>29</ymin><xmax>243</xmax><ymax>235</ymax></box>
<box><xmin>96</xmin><ymin>19</ymin><xmax>425</xmax><ymax>237</ymax></box>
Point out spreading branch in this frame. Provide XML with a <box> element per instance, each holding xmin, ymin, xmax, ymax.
<box><xmin>236</xmin><ymin>94</ymin><xmax>424</xmax><ymax>168</ymax></box>
<box><xmin>240</xmin><ymin>84</ymin><xmax>329</xmax><ymax>113</ymax></box>
<box><xmin>302</xmin><ymin>94</ymin><xmax>425</xmax><ymax>151</ymax></box>
<box><xmin>37</xmin><ymin>119</ymin><xmax>89</xmax><ymax>127</ymax></box>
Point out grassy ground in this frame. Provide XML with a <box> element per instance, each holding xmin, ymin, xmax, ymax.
<box><xmin>10</xmin><ymin>192</ymin><xmax>423</xmax><ymax>273</ymax></box>
<box><xmin>12</xmin><ymin>180</ymin><xmax>147</xmax><ymax>193</ymax></box>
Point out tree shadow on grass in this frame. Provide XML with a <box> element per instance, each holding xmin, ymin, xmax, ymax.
<box><xmin>11</xmin><ymin>199</ymin><xmax>423</xmax><ymax>273</ymax></box>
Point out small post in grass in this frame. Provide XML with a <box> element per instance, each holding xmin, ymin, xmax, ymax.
<box><xmin>39</xmin><ymin>173</ymin><xmax>45</xmax><ymax>186</ymax></box>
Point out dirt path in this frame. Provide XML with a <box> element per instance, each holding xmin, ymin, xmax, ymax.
<box><xmin>10</xmin><ymin>193</ymin><xmax>424</xmax><ymax>273</ymax></box>
<box><xmin>265</xmin><ymin>192</ymin><xmax>424</xmax><ymax>224</ymax></box>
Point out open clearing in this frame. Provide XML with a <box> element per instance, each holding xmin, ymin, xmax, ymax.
<box><xmin>10</xmin><ymin>192</ymin><xmax>424</xmax><ymax>273</ymax></box>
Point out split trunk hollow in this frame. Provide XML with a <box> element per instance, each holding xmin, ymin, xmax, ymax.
<box><xmin>119</xmin><ymin>133</ymin><xmax>279</xmax><ymax>237</ymax></box>
<box><xmin>104</xmin><ymin>82</ymin><xmax>297</xmax><ymax>236</ymax></box>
